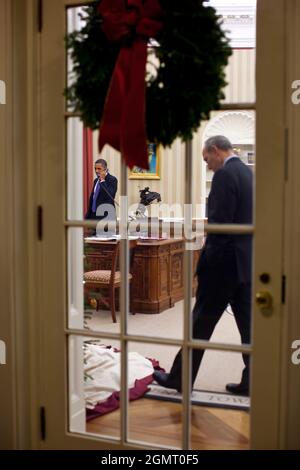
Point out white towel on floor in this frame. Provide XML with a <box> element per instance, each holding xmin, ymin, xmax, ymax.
<box><xmin>84</xmin><ymin>343</ymin><xmax>153</xmax><ymax>408</ymax></box>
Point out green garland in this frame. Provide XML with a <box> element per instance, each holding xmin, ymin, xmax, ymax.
<box><xmin>65</xmin><ymin>0</ymin><xmax>231</xmax><ymax>146</ymax></box>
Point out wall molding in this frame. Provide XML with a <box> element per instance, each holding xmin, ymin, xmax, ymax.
<box><xmin>205</xmin><ymin>1</ymin><xmax>256</xmax><ymax>48</ymax></box>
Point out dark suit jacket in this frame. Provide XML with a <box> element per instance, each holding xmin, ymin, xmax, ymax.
<box><xmin>197</xmin><ymin>158</ymin><xmax>253</xmax><ymax>283</ymax></box>
<box><xmin>85</xmin><ymin>173</ymin><xmax>118</xmax><ymax>220</ymax></box>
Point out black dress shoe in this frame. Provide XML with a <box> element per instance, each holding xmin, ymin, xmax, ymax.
<box><xmin>226</xmin><ymin>382</ymin><xmax>249</xmax><ymax>396</ymax></box>
<box><xmin>153</xmin><ymin>370</ymin><xmax>181</xmax><ymax>393</ymax></box>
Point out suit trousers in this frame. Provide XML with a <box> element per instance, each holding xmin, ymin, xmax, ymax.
<box><xmin>168</xmin><ymin>262</ymin><xmax>251</xmax><ymax>391</ymax></box>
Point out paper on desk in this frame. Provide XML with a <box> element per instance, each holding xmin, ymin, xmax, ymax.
<box><xmin>85</xmin><ymin>235</ymin><xmax>139</xmax><ymax>241</ymax></box>
<box><xmin>85</xmin><ymin>236</ymin><xmax>116</xmax><ymax>241</ymax></box>
<box><xmin>159</xmin><ymin>217</ymin><xmax>184</xmax><ymax>223</ymax></box>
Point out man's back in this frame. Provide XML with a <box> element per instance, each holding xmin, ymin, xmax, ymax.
<box><xmin>201</xmin><ymin>157</ymin><xmax>253</xmax><ymax>283</ymax></box>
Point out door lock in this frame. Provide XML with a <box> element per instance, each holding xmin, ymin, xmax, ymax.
<box><xmin>255</xmin><ymin>291</ymin><xmax>273</xmax><ymax>316</ymax></box>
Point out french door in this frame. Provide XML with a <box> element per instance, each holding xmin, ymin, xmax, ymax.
<box><xmin>34</xmin><ymin>0</ymin><xmax>286</xmax><ymax>449</ymax></box>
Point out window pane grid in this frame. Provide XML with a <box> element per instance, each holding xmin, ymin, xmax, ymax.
<box><xmin>64</xmin><ymin>103</ymin><xmax>256</xmax><ymax>119</ymax></box>
<box><xmin>65</xmin><ymin>329</ymin><xmax>252</xmax><ymax>354</ymax></box>
<box><xmin>64</xmin><ymin>220</ymin><xmax>254</xmax><ymax>235</ymax></box>
<box><xmin>65</xmin><ymin>0</ymin><xmax>254</xmax><ymax>451</ymax></box>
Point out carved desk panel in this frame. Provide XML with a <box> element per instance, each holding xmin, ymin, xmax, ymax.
<box><xmin>84</xmin><ymin>239</ymin><xmax>201</xmax><ymax>314</ymax></box>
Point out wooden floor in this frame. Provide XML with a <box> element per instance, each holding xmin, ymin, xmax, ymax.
<box><xmin>86</xmin><ymin>398</ymin><xmax>249</xmax><ymax>450</ymax></box>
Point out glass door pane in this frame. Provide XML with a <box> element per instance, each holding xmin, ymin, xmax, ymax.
<box><xmin>64</xmin><ymin>2</ymin><xmax>255</xmax><ymax>449</ymax></box>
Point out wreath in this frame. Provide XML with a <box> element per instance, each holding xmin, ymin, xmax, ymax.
<box><xmin>66</xmin><ymin>0</ymin><xmax>231</xmax><ymax>167</ymax></box>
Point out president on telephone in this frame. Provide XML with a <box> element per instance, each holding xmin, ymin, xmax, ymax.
<box><xmin>85</xmin><ymin>158</ymin><xmax>118</xmax><ymax>221</ymax></box>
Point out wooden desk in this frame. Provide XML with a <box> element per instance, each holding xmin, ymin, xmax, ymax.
<box><xmin>84</xmin><ymin>238</ymin><xmax>201</xmax><ymax>314</ymax></box>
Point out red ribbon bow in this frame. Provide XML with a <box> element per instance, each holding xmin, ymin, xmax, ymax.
<box><xmin>98</xmin><ymin>0</ymin><xmax>164</xmax><ymax>169</ymax></box>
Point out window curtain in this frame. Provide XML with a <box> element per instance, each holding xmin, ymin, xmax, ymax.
<box><xmin>83</xmin><ymin>127</ymin><xmax>94</xmax><ymax>217</ymax></box>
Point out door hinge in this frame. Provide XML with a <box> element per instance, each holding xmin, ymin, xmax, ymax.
<box><xmin>37</xmin><ymin>205</ymin><xmax>43</xmax><ymax>240</ymax></box>
<box><xmin>40</xmin><ymin>406</ymin><xmax>46</xmax><ymax>440</ymax></box>
<box><xmin>284</xmin><ymin>128</ymin><xmax>289</xmax><ymax>181</ymax></box>
<box><xmin>281</xmin><ymin>275</ymin><xmax>286</xmax><ymax>304</ymax></box>
<box><xmin>38</xmin><ymin>0</ymin><xmax>43</xmax><ymax>33</ymax></box>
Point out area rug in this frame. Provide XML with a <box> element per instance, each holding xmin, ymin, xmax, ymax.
<box><xmin>145</xmin><ymin>384</ymin><xmax>250</xmax><ymax>411</ymax></box>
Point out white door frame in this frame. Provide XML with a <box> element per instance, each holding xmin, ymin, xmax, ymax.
<box><xmin>250</xmin><ymin>0</ymin><xmax>285</xmax><ymax>448</ymax></box>
<box><xmin>0</xmin><ymin>0</ymin><xmax>40</xmax><ymax>449</ymax></box>
<box><xmin>280</xmin><ymin>0</ymin><xmax>300</xmax><ymax>450</ymax></box>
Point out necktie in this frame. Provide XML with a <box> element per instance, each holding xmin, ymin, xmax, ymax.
<box><xmin>92</xmin><ymin>181</ymin><xmax>101</xmax><ymax>213</ymax></box>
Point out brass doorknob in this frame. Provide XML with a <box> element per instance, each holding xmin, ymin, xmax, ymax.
<box><xmin>255</xmin><ymin>291</ymin><xmax>273</xmax><ymax>316</ymax></box>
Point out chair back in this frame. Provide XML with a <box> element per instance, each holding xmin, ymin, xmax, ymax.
<box><xmin>110</xmin><ymin>241</ymin><xmax>120</xmax><ymax>286</ymax></box>
<box><xmin>109</xmin><ymin>239</ymin><xmax>138</xmax><ymax>286</ymax></box>
<box><xmin>129</xmin><ymin>239</ymin><xmax>138</xmax><ymax>274</ymax></box>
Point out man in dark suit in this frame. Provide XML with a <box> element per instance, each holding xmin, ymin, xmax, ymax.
<box><xmin>85</xmin><ymin>158</ymin><xmax>118</xmax><ymax>223</ymax></box>
<box><xmin>154</xmin><ymin>135</ymin><xmax>253</xmax><ymax>395</ymax></box>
